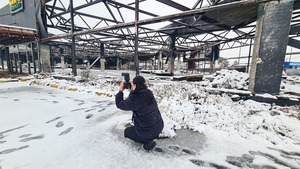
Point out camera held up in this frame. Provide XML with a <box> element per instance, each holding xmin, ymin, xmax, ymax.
<box><xmin>121</xmin><ymin>73</ymin><xmax>131</xmax><ymax>89</ymax></box>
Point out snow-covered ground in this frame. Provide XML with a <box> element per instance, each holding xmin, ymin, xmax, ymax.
<box><xmin>0</xmin><ymin>69</ymin><xmax>299</xmax><ymax>169</ymax></box>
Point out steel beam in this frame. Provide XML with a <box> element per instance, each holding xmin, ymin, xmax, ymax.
<box><xmin>70</xmin><ymin>0</ymin><xmax>77</xmax><ymax>76</ymax></box>
<box><xmin>43</xmin><ymin>0</ymin><xmax>271</xmax><ymax>41</ymax></box>
<box><xmin>288</xmin><ymin>38</ymin><xmax>300</xmax><ymax>49</ymax></box>
<box><xmin>134</xmin><ymin>0</ymin><xmax>140</xmax><ymax>76</ymax></box>
<box><xmin>50</xmin><ymin>0</ymin><xmax>104</xmax><ymax>18</ymax></box>
<box><xmin>156</xmin><ymin>0</ymin><xmax>190</xmax><ymax>11</ymax></box>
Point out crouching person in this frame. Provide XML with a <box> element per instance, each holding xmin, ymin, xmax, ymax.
<box><xmin>115</xmin><ymin>76</ymin><xmax>164</xmax><ymax>151</ymax></box>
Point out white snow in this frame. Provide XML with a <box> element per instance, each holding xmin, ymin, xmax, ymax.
<box><xmin>0</xmin><ymin>69</ymin><xmax>300</xmax><ymax>169</ymax></box>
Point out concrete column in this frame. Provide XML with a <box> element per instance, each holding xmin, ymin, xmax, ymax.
<box><xmin>100</xmin><ymin>58</ymin><xmax>106</xmax><ymax>71</ymax></box>
<box><xmin>158</xmin><ymin>52</ymin><xmax>162</xmax><ymax>70</ymax></box>
<box><xmin>116</xmin><ymin>57</ymin><xmax>120</xmax><ymax>70</ymax></box>
<box><xmin>25</xmin><ymin>44</ymin><xmax>31</xmax><ymax>74</ymax></box>
<box><xmin>100</xmin><ymin>43</ymin><xmax>105</xmax><ymax>71</ymax></box>
<box><xmin>61</xmin><ymin>56</ymin><xmax>65</xmax><ymax>69</ymax></box>
<box><xmin>19</xmin><ymin>61</ymin><xmax>22</xmax><ymax>74</ymax></box>
<box><xmin>249</xmin><ymin>0</ymin><xmax>294</xmax><ymax>94</ymax></box>
<box><xmin>31</xmin><ymin>43</ymin><xmax>37</xmax><ymax>73</ymax></box>
<box><xmin>170</xmin><ymin>34</ymin><xmax>176</xmax><ymax>74</ymax></box>
<box><xmin>40</xmin><ymin>44</ymin><xmax>51</xmax><ymax>73</ymax></box>
<box><xmin>1</xmin><ymin>49</ymin><xmax>4</xmax><ymax>71</ymax></box>
<box><xmin>59</xmin><ymin>48</ymin><xmax>65</xmax><ymax>69</ymax></box>
<box><xmin>14</xmin><ymin>53</ymin><xmax>18</xmax><ymax>73</ymax></box>
<box><xmin>50</xmin><ymin>47</ymin><xmax>54</xmax><ymax>72</ymax></box>
<box><xmin>169</xmin><ymin>57</ymin><xmax>175</xmax><ymax>73</ymax></box>
<box><xmin>86</xmin><ymin>56</ymin><xmax>90</xmax><ymax>69</ymax></box>
<box><xmin>177</xmin><ymin>54</ymin><xmax>181</xmax><ymax>73</ymax></box>
<box><xmin>5</xmin><ymin>47</ymin><xmax>12</xmax><ymax>72</ymax></box>
<box><xmin>17</xmin><ymin>45</ymin><xmax>21</xmax><ymax>73</ymax></box>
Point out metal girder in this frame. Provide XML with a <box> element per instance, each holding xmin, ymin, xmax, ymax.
<box><xmin>50</xmin><ymin>0</ymin><xmax>104</xmax><ymax>18</ymax></box>
<box><xmin>288</xmin><ymin>38</ymin><xmax>300</xmax><ymax>49</ymax></box>
<box><xmin>290</xmin><ymin>25</ymin><xmax>300</xmax><ymax>34</ymax></box>
<box><xmin>44</xmin><ymin>0</ymin><xmax>271</xmax><ymax>40</ymax></box>
<box><xmin>156</xmin><ymin>0</ymin><xmax>190</xmax><ymax>11</ymax></box>
<box><xmin>42</xmin><ymin>0</ymin><xmax>295</xmax><ymax>62</ymax></box>
<box><xmin>106</xmin><ymin>0</ymin><xmax>157</xmax><ymax>17</ymax></box>
<box><xmin>46</xmin><ymin>5</ymin><xmax>122</xmax><ymax>23</ymax></box>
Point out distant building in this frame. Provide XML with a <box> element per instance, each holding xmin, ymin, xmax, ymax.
<box><xmin>283</xmin><ymin>62</ymin><xmax>300</xmax><ymax>75</ymax></box>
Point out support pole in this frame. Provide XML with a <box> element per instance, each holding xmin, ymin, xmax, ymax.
<box><xmin>249</xmin><ymin>0</ymin><xmax>294</xmax><ymax>94</ymax></box>
<box><xmin>247</xmin><ymin>38</ymin><xmax>253</xmax><ymax>73</ymax></box>
<box><xmin>19</xmin><ymin>61</ymin><xmax>22</xmax><ymax>74</ymax></box>
<box><xmin>100</xmin><ymin>43</ymin><xmax>106</xmax><ymax>71</ymax></box>
<box><xmin>17</xmin><ymin>45</ymin><xmax>22</xmax><ymax>74</ymax></box>
<box><xmin>158</xmin><ymin>52</ymin><xmax>162</xmax><ymax>70</ymax></box>
<box><xmin>70</xmin><ymin>0</ymin><xmax>77</xmax><ymax>76</ymax></box>
<box><xmin>5</xmin><ymin>47</ymin><xmax>12</xmax><ymax>72</ymax></box>
<box><xmin>31</xmin><ymin>43</ymin><xmax>37</xmax><ymax>73</ymax></box>
<box><xmin>170</xmin><ymin>34</ymin><xmax>176</xmax><ymax>75</ymax></box>
<box><xmin>14</xmin><ymin>53</ymin><xmax>18</xmax><ymax>73</ymax></box>
<box><xmin>116</xmin><ymin>56</ymin><xmax>120</xmax><ymax>70</ymax></box>
<box><xmin>60</xmin><ymin>48</ymin><xmax>65</xmax><ymax>70</ymax></box>
<box><xmin>134</xmin><ymin>0</ymin><xmax>140</xmax><ymax>76</ymax></box>
<box><xmin>40</xmin><ymin>43</ymin><xmax>51</xmax><ymax>73</ymax></box>
<box><xmin>26</xmin><ymin>44</ymin><xmax>31</xmax><ymax>74</ymax></box>
<box><xmin>51</xmin><ymin>46</ymin><xmax>54</xmax><ymax>72</ymax></box>
<box><xmin>37</xmin><ymin>41</ymin><xmax>41</xmax><ymax>72</ymax></box>
<box><xmin>1</xmin><ymin>49</ymin><xmax>4</xmax><ymax>71</ymax></box>
<box><xmin>177</xmin><ymin>54</ymin><xmax>181</xmax><ymax>73</ymax></box>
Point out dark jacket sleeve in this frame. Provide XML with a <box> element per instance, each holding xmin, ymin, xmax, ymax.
<box><xmin>115</xmin><ymin>91</ymin><xmax>136</xmax><ymax>111</ymax></box>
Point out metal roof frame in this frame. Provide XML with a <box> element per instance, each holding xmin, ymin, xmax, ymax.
<box><xmin>2</xmin><ymin>0</ymin><xmax>300</xmax><ymax>61</ymax></box>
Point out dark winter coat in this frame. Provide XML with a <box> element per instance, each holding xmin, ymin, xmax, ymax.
<box><xmin>115</xmin><ymin>89</ymin><xmax>164</xmax><ymax>140</ymax></box>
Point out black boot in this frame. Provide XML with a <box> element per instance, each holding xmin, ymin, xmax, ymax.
<box><xmin>143</xmin><ymin>141</ymin><xmax>157</xmax><ymax>151</ymax></box>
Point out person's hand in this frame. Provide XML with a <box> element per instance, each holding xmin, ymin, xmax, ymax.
<box><xmin>119</xmin><ymin>81</ymin><xmax>124</xmax><ymax>91</ymax></box>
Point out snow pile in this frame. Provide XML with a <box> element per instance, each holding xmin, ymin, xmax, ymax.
<box><xmin>286</xmin><ymin>75</ymin><xmax>300</xmax><ymax>84</ymax></box>
<box><xmin>151</xmin><ymin>82</ymin><xmax>300</xmax><ymax>147</ymax></box>
<box><xmin>210</xmin><ymin>69</ymin><xmax>249</xmax><ymax>89</ymax></box>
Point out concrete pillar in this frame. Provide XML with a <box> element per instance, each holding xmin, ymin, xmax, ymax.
<box><xmin>116</xmin><ymin>57</ymin><xmax>120</xmax><ymax>70</ymax></box>
<box><xmin>16</xmin><ymin>45</ymin><xmax>21</xmax><ymax>73</ymax></box>
<box><xmin>100</xmin><ymin>58</ymin><xmax>106</xmax><ymax>71</ymax></box>
<box><xmin>158</xmin><ymin>52</ymin><xmax>162</xmax><ymax>70</ymax></box>
<box><xmin>59</xmin><ymin>48</ymin><xmax>65</xmax><ymax>69</ymax></box>
<box><xmin>170</xmin><ymin>34</ymin><xmax>176</xmax><ymax>74</ymax></box>
<box><xmin>249</xmin><ymin>0</ymin><xmax>294</xmax><ymax>94</ymax></box>
<box><xmin>61</xmin><ymin>56</ymin><xmax>65</xmax><ymax>69</ymax></box>
<box><xmin>1</xmin><ymin>49</ymin><xmax>4</xmax><ymax>71</ymax></box>
<box><xmin>31</xmin><ymin>43</ymin><xmax>37</xmax><ymax>73</ymax></box>
<box><xmin>86</xmin><ymin>56</ymin><xmax>90</xmax><ymax>69</ymax></box>
<box><xmin>50</xmin><ymin>47</ymin><xmax>54</xmax><ymax>72</ymax></box>
<box><xmin>40</xmin><ymin>44</ymin><xmax>51</xmax><ymax>73</ymax></box>
<box><xmin>19</xmin><ymin>61</ymin><xmax>22</xmax><ymax>74</ymax></box>
<box><xmin>100</xmin><ymin>43</ymin><xmax>105</xmax><ymax>71</ymax></box>
<box><xmin>14</xmin><ymin>53</ymin><xmax>18</xmax><ymax>73</ymax></box>
<box><xmin>209</xmin><ymin>61</ymin><xmax>215</xmax><ymax>74</ymax></box>
<box><xmin>25</xmin><ymin>44</ymin><xmax>31</xmax><ymax>74</ymax></box>
<box><xmin>177</xmin><ymin>54</ymin><xmax>181</xmax><ymax>73</ymax></box>
<box><xmin>5</xmin><ymin>47</ymin><xmax>12</xmax><ymax>72</ymax></box>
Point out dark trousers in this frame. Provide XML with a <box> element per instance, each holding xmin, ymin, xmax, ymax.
<box><xmin>124</xmin><ymin>126</ymin><xmax>153</xmax><ymax>144</ymax></box>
